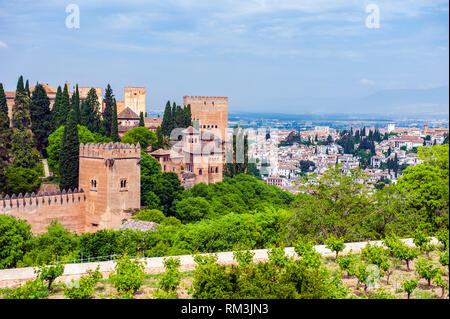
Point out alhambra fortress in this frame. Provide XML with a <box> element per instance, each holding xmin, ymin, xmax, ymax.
<box><xmin>2</xmin><ymin>84</ymin><xmax>228</xmax><ymax>234</ymax></box>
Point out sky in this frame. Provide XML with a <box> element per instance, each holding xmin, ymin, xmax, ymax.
<box><xmin>0</xmin><ymin>0</ymin><xmax>448</xmax><ymax>114</ymax></box>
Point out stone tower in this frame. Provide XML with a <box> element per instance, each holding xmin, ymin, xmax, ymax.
<box><xmin>183</xmin><ymin>96</ymin><xmax>228</xmax><ymax>142</ymax></box>
<box><xmin>125</xmin><ymin>87</ymin><xmax>146</xmax><ymax>116</ymax></box>
<box><xmin>79</xmin><ymin>142</ymin><xmax>141</xmax><ymax>232</ymax></box>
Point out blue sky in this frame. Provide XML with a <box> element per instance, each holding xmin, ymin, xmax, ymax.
<box><xmin>0</xmin><ymin>0</ymin><xmax>448</xmax><ymax>114</ymax></box>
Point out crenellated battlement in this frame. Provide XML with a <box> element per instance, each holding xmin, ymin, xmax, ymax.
<box><xmin>183</xmin><ymin>95</ymin><xmax>228</xmax><ymax>103</ymax></box>
<box><xmin>0</xmin><ymin>189</ymin><xmax>86</xmax><ymax>211</ymax></box>
<box><xmin>80</xmin><ymin>142</ymin><xmax>141</xmax><ymax>159</ymax></box>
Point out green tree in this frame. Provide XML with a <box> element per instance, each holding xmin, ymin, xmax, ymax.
<box><xmin>81</xmin><ymin>88</ymin><xmax>101</xmax><ymax>134</ymax></box>
<box><xmin>121</xmin><ymin>126</ymin><xmax>156</xmax><ymax>150</ymax></box>
<box><xmin>71</xmin><ymin>84</ymin><xmax>81</xmax><ymax>124</ymax></box>
<box><xmin>35</xmin><ymin>263</ymin><xmax>65</xmax><ymax>291</ymax></box>
<box><xmin>12</xmin><ymin>75</ymin><xmax>31</xmax><ymax>130</ymax></box>
<box><xmin>173</xmin><ymin>197</ymin><xmax>214</xmax><ymax>223</ymax></box>
<box><xmin>59</xmin><ymin>109</ymin><xmax>79</xmax><ymax>191</ymax></box>
<box><xmin>110</xmin><ymin>99</ymin><xmax>120</xmax><ymax>142</ymax></box>
<box><xmin>139</xmin><ymin>112</ymin><xmax>145</xmax><ymax>127</ymax></box>
<box><xmin>325</xmin><ymin>235</ymin><xmax>345</xmax><ymax>261</ymax></box>
<box><xmin>0</xmin><ymin>215</ymin><xmax>32</xmax><ymax>269</ymax></box>
<box><xmin>50</xmin><ymin>86</ymin><xmax>63</xmax><ymax>130</ymax></box>
<box><xmin>161</xmin><ymin>101</ymin><xmax>173</xmax><ymax>137</ymax></box>
<box><xmin>30</xmin><ymin>84</ymin><xmax>53</xmax><ymax>153</ymax></box>
<box><xmin>0</xmin><ymin>82</ymin><xmax>9</xmax><ymax>129</ymax></box>
<box><xmin>102</xmin><ymin>84</ymin><xmax>114</xmax><ymax>137</ymax></box>
<box><xmin>109</xmin><ymin>254</ymin><xmax>145</xmax><ymax>298</ymax></box>
<box><xmin>415</xmin><ymin>258</ymin><xmax>439</xmax><ymax>287</ymax></box>
<box><xmin>4</xmin><ymin>166</ymin><xmax>41</xmax><ymax>195</ymax></box>
<box><xmin>9</xmin><ymin>128</ymin><xmax>41</xmax><ymax>171</ymax></box>
<box><xmin>63</xmin><ymin>266</ymin><xmax>102</xmax><ymax>299</ymax></box>
<box><xmin>401</xmin><ymin>279</ymin><xmax>417</xmax><ymax>299</ymax></box>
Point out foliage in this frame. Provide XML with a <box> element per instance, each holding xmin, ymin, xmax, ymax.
<box><xmin>35</xmin><ymin>262</ymin><xmax>65</xmax><ymax>291</ymax></box>
<box><xmin>109</xmin><ymin>254</ymin><xmax>146</xmax><ymax>298</ymax></box>
<box><xmin>80</xmin><ymin>88</ymin><xmax>102</xmax><ymax>134</ymax></box>
<box><xmin>158</xmin><ymin>257</ymin><xmax>182</xmax><ymax>295</ymax></box>
<box><xmin>415</xmin><ymin>258</ymin><xmax>439</xmax><ymax>286</ymax></box>
<box><xmin>0</xmin><ymin>215</ymin><xmax>32</xmax><ymax>269</ymax></box>
<box><xmin>63</xmin><ymin>266</ymin><xmax>102</xmax><ymax>299</ymax></box>
<box><xmin>133</xmin><ymin>209</ymin><xmax>166</xmax><ymax>223</ymax></box>
<box><xmin>337</xmin><ymin>253</ymin><xmax>358</xmax><ymax>277</ymax></box>
<box><xmin>30</xmin><ymin>84</ymin><xmax>53</xmax><ymax>153</ymax></box>
<box><xmin>5</xmin><ymin>279</ymin><xmax>48</xmax><ymax>299</ymax></box>
<box><xmin>4</xmin><ymin>166</ymin><xmax>41</xmax><ymax>195</ymax></box>
<box><xmin>121</xmin><ymin>126</ymin><xmax>157</xmax><ymax>150</ymax></box>
<box><xmin>46</xmin><ymin>124</ymin><xmax>110</xmax><ymax>173</ymax></box>
<box><xmin>59</xmin><ymin>109</ymin><xmax>79</xmax><ymax>191</ymax></box>
<box><xmin>401</xmin><ymin>279</ymin><xmax>418</xmax><ymax>299</ymax></box>
<box><xmin>325</xmin><ymin>235</ymin><xmax>345</xmax><ymax>261</ymax></box>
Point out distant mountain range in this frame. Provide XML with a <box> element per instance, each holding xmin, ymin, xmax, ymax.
<box><xmin>230</xmin><ymin>86</ymin><xmax>449</xmax><ymax>118</ymax></box>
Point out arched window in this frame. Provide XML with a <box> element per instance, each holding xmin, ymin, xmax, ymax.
<box><xmin>199</xmin><ymin>169</ymin><xmax>202</xmax><ymax>175</ymax></box>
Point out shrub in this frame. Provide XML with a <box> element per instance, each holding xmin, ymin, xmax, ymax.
<box><xmin>109</xmin><ymin>254</ymin><xmax>146</xmax><ymax>298</ymax></box>
<box><xmin>5</xmin><ymin>279</ymin><xmax>48</xmax><ymax>299</ymax></box>
<box><xmin>436</xmin><ymin>228</ymin><xmax>449</xmax><ymax>250</ymax></box>
<box><xmin>34</xmin><ymin>263</ymin><xmax>65</xmax><ymax>291</ymax></box>
<box><xmin>325</xmin><ymin>235</ymin><xmax>345</xmax><ymax>261</ymax></box>
<box><xmin>63</xmin><ymin>266</ymin><xmax>102</xmax><ymax>299</ymax></box>
<box><xmin>294</xmin><ymin>239</ymin><xmax>321</xmax><ymax>268</ymax></box>
<box><xmin>337</xmin><ymin>253</ymin><xmax>358</xmax><ymax>278</ymax></box>
<box><xmin>415</xmin><ymin>258</ymin><xmax>439</xmax><ymax>287</ymax></box>
<box><xmin>158</xmin><ymin>257</ymin><xmax>182</xmax><ymax>296</ymax></box>
<box><xmin>401</xmin><ymin>279</ymin><xmax>418</xmax><ymax>299</ymax></box>
<box><xmin>439</xmin><ymin>249</ymin><xmax>449</xmax><ymax>267</ymax></box>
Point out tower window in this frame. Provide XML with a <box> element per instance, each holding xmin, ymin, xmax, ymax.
<box><xmin>199</xmin><ymin>169</ymin><xmax>202</xmax><ymax>175</ymax></box>
<box><xmin>120</xmin><ymin>179</ymin><xmax>128</xmax><ymax>190</ymax></box>
<box><xmin>90</xmin><ymin>180</ymin><xmax>97</xmax><ymax>191</ymax></box>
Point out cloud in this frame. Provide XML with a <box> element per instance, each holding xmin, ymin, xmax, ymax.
<box><xmin>360</xmin><ymin>78</ymin><xmax>375</xmax><ymax>85</ymax></box>
<box><xmin>0</xmin><ymin>41</ymin><xmax>7</xmax><ymax>48</ymax></box>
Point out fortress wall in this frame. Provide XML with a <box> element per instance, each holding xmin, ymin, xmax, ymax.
<box><xmin>0</xmin><ymin>190</ymin><xmax>87</xmax><ymax>234</ymax></box>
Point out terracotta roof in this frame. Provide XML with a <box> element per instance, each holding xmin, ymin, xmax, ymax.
<box><xmin>150</xmin><ymin>149</ymin><xmax>171</xmax><ymax>156</ymax></box>
<box><xmin>118</xmin><ymin>107</ymin><xmax>139</xmax><ymax>119</ymax></box>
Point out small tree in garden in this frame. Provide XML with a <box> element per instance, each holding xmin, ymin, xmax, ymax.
<box><xmin>234</xmin><ymin>249</ymin><xmax>255</xmax><ymax>268</ymax></box>
<box><xmin>355</xmin><ymin>262</ymin><xmax>369</xmax><ymax>292</ymax></box>
<box><xmin>361</xmin><ymin>243</ymin><xmax>392</xmax><ymax>283</ymax></box>
<box><xmin>158</xmin><ymin>257</ymin><xmax>182</xmax><ymax>297</ymax></box>
<box><xmin>294</xmin><ymin>239</ymin><xmax>321</xmax><ymax>268</ymax></box>
<box><xmin>392</xmin><ymin>245</ymin><xmax>419</xmax><ymax>271</ymax></box>
<box><xmin>337</xmin><ymin>253</ymin><xmax>358</xmax><ymax>278</ymax></box>
<box><xmin>439</xmin><ymin>249</ymin><xmax>449</xmax><ymax>269</ymax></box>
<box><xmin>109</xmin><ymin>254</ymin><xmax>145</xmax><ymax>298</ymax></box>
<box><xmin>436</xmin><ymin>228</ymin><xmax>449</xmax><ymax>250</ymax></box>
<box><xmin>401</xmin><ymin>279</ymin><xmax>418</xmax><ymax>299</ymax></box>
<box><xmin>415</xmin><ymin>258</ymin><xmax>439</xmax><ymax>287</ymax></box>
<box><xmin>63</xmin><ymin>266</ymin><xmax>102</xmax><ymax>299</ymax></box>
<box><xmin>267</xmin><ymin>247</ymin><xmax>289</xmax><ymax>268</ymax></box>
<box><xmin>34</xmin><ymin>263</ymin><xmax>65</xmax><ymax>291</ymax></box>
<box><xmin>433</xmin><ymin>271</ymin><xmax>448</xmax><ymax>299</ymax></box>
<box><xmin>413</xmin><ymin>230</ymin><xmax>435</xmax><ymax>257</ymax></box>
<box><xmin>325</xmin><ymin>235</ymin><xmax>345</xmax><ymax>261</ymax></box>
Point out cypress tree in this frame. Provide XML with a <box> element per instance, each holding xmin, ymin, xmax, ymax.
<box><xmin>139</xmin><ymin>112</ymin><xmax>145</xmax><ymax>127</ymax></box>
<box><xmin>71</xmin><ymin>84</ymin><xmax>81</xmax><ymax>124</ymax></box>
<box><xmin>184</xmin><ymin>104</ymin><xmax>192</xmax><ymax>127</ymax></box>
<box><xmin>60</xmin><ymin>84</ymin><xmax>71</xmax><ymax>122</ymax></box>
<box><xmin>161</xmin><ymin>100</ymin><xmax>172</xmax><ymax>136</ymax></box>
<box><xmin>110</xmin><ymin>99</ymin><xmax>120</xmax><ymax>142</ymax></box>
<box><xmin>0</xmin><ymin>83</ymin><xmax>9</xmax><ymax>129</ymax></box>
<box><xmin>30</xmin><ymin>84</ymin><xmax>52</xmax><ymax>154</ymax></box>
<box><xmin>59</xmin><ymin>109</ymin><xmax>79</xmax><ymax>191</ymax></box>
<box><xmin>172</xmin><ymin>102</ymin><xmax>177</xmax><ymax>129</ymax></box>
<box><xmin>51</xmin><ymin>86</ymin><xmax>63</xmax><ymax>130</ymax></box>
<box><xmin>174</xmin><ymin>105</ymin><xmax>184</xmax><ymax>128</ymax></box>
<box><xmin>81</xmin><ymin>88</ymin><xmax>101</xmax><ymax>133</ymax></box>
<box><xmin>25</xmin><ymin>80</ymin><xmax>30</xmax><ymax>97</ymax></box>
<box><xmin>102</xmin><ymin>84</ymin><xmax>114</xmax><ymax>137</ymax></box>
<box><xmin>12</xmin><ymin>76</ymin><xmax>31</xmax><ymax>130</ymax></box>
<box><xmin>155</xmin><ymin>126</ymin><xmax>164</xmax><ymax>150</ymax></box>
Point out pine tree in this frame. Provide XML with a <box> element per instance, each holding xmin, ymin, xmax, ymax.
<box><xmin>30</xmin><ymin>84</ymin><xmax>52</xmax><ymax>154</ymax></box>
<box><xmin>0</xmin><ymin>83</ymin><xmax>9</xmax><ymax>129</ymax></box>
<box><xmin>161</xmin><ymin>101</ymin><xmax>172</xmax><ymax>136</ymax></box>
<box><xmin>110</xmin><ymin>99</ymin><xmax>120</xmax><ymax>142</ymax></box>
<box><xmin>102</xmin><ymin>84</ymin><xmax>114</xmax><ymax>137</ymax></box>
<box><xmin>12</xmin><ymin>76</ymin><xmax>31</xmax><ymax>130</ymax></box>
<box><xmin>59</xmin><ymin>109</ymin><xmax>79</xmax><ymax>191</ymax></box>
<box><xmin>71</xmin><ymin>84</ymin><xmax>81</xmax><ymax>124</ymax></box>
<box><xmin>139</xmin><ymin>112</ymin><xmax>145</xmax><ymax>127</ymax></box>
<box><xmin>51</xmin><ymin>86</ymin><xmax>63</xmax><ymax>130</ymax></box>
